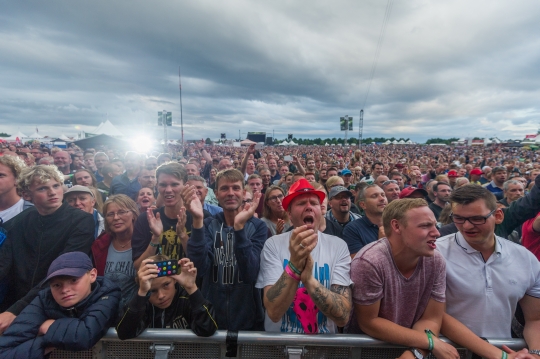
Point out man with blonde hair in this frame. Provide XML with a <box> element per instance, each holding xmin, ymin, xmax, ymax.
<box><xmin>0</xmin><ymin>156</ymin><xmax>32</xmax><ymax>223</ymax></box>
<box><xmin>0</xmin><ymin>165</ymin><xmax>95</xmax><ymax>334</ymax></box>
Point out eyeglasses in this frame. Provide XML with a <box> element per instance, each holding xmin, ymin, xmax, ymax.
<box><xmin>242</xmin><ymin>199</ymin><xmax>253</xmax><ymax>204</ymax></box>
<box><xmin>382</xmin><ymin>180</ymin><xmax>397</xmax><ymax>186</ymax></box>
<box><xmin>450</xmin><ymin>209</ymin><xmax>496</xmax><ymax>225</ymax></box>
<box><xmin>268</xmin><ymin>194</ymin><xmax>284</xmax><ymax>203</ymax></box>
<box><xmin>105</xmin><ymin>210</ymin><xmax>131</xmax><ymax>219</ymax></box>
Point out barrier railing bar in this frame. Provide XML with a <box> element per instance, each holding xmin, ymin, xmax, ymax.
<box><xmin>101</xmin><ymin>328</ymin><xmax>527</xmax><ymax>350</ymax></box>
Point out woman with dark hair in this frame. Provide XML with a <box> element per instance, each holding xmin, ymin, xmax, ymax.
<box><xmin>92</xmin><ymin>194</ymin><xmax>140</xmax><ymax>309</ymax></box>
<box><xmin>260</xmin><ymin>185</ymin><xmax>291</xmax><ymax>236</ymax></box>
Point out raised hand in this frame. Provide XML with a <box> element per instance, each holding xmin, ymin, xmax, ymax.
<box><xmin>176</xmin><ymin>207</ymin><xmax>187</xmax><ymax>236</ymax></box>
<box><xmin>234</xmin><ymin>191</ymin><xmax>261</xmax><ymax>230</ymax></box>
<box><xmin>147</xmin><ymin>208</ymin><xmax>163</xmax><ymax>237</ymax></box>
<box><xmin>137</xmin><ymin>258</ymin><xmax>159</xmax><ymax>296</ymax></box>
<box><xmin>182</xmin><ymin>184</ymin><xmax>203</xmax><ymax>220</ymax></box>
<box><xmin>276</xmin><ymin>218</ymin><xmax>285</xmax><ymax>235</ymax></box>
<box><xmin>172</xmin><ymin>258</ymin><xmax>198</xmax><ymax>295</ymax></box>
<box><xmin>288</xmin><ymin>225</ymin><xmax>318</xmax><ymax>272</ymax></box>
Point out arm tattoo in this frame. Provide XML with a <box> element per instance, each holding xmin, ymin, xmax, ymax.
<box><xmin>309</xmin><ymin>284</ymin><xmax>352</xmax><ymax>324</ymax></box>
<box><xmin>266</xmin><ymin>272</ymin><xmax>289</xmax><ymax>303</ymax></box>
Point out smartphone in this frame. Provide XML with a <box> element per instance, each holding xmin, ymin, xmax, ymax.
<box><xmin>152</xmin><ymin>260</ymin><xmax>179</xmax><ymax>277</ymax></box>
<box><xmin>255</xmin><ymin>144</ymin><xmax>263</xmax><ymax>150</ymax></box>
<box><xmin>284</xmin><ymin>155</ymin><xmax>293</xmax><ymax>162</ymax></box>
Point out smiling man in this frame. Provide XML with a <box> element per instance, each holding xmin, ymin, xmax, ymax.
<box><xmin>256</xmin><ymin>178</ymin><xmax>352</xmax><ymax>333</ymax></box>
<box><xmin>187</xmin><ymin>169</ymin><xmax>268</xmax><ymax>330</ymax></box>
<box><xmin>437</xmin><ymin>185</ymin><xmax>540</xmax><ymax>350</ymax></box>
<box><xmin>131</xmin><ymin>162</ymin><xmax>212</xmax><ymax>269</ymax></box>
<box><xmin>0</xmin><ymin>165</ymin><xmax>95</xmax><ymax>334</ymax></box>
<box><xmin>325</xmin><ymin>186</ymin><xmax>361</xmax><ymax>227</ymax></box>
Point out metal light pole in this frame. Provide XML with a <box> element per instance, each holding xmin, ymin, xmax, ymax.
<box><xmin>162</xmin><ymin>110</ymin><xmax>168</xmax><ymax>152</ymax></box>
<box><xmin>358</xmin><ymin>109</ymin><xmax>364</xmax><ymax>149</ymax></box>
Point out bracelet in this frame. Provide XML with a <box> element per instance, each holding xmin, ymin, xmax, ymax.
<box><xmin>502</xmin><ymin>351</ymin><xmax>508</xmax><ymax>359</ymax></box>
<box><xmin>424</xmin><ymin>329</ymin><xmax>434</xmax><ymax>351</ymax></box>
<box><xmin>285</xmin><ymin>265</ymin><xmax>300</xmax><ymax>281</ymax></box>
<box><xmin>149</xmin><ymin>242</ymin><xmax>160</xmax><ymax>248</ymax></box>
<box><xmin>288</xmin><ymin>262</ymin><xmax>301</xmax><ymax>276</ymax></box>
<box><xmin>529</xmin><ymin>350</ymin><xmax>540</xmax><ymax>355</ymax></box>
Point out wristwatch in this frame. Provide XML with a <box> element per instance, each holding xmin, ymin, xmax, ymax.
<box><xmin>529</xmin><ymin>349</ymin><xmax>540</xmax><ymax>355</ymax></box>
<box><xmin>408</xmin><ymin>348</ymin><xmax>424</xmax><ymax>359</ymax></box>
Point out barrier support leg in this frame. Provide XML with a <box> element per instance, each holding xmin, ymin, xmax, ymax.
<box><xmin>150</xmin><ymin>343</ymin><xmax>175</xmax><ymax>359</ymax></box>
<box><xmin>285</xmin><ymin>346</ymin><xmax>305</xmax><ymax>359</ymax></box>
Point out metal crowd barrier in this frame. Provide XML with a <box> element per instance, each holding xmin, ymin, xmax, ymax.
<box><xmin>49</xmin><ymin>329</ymin><xmax>526</xmax><ymax>359</ymax></box>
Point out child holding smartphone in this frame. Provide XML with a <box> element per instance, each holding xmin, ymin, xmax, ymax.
<box><xmin>116</xmin><ymin>255</ymin><xmax>217</xmax><ymax>339</ymax></box>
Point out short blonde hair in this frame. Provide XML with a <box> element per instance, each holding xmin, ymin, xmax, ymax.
<box><xmin>17</xmin><ymin>165</ymin><xmax>64</xmax><ymax>194</ymax></box>
<box><xmin>102</xmin><ymin>194</ymin><xmax>139</xmax><ymax>234</ymax></box>
<box><xmin>382</xmin><ymin>198</ymin><xmax>428</xmax><ymax>235</ymax></box>
<box><xmin>325</xmin><ymin>175</ymin><xmax>344</xmax><ymax>188</ymax></box>
<box><xmin>0</xmin><ymin>155</ymin><xmax>26</xmax><ymax>179</ymax></box>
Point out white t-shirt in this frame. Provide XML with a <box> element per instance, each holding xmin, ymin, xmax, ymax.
<box><xmin>437</xmin><ymin>232</ymin><xmax>540</xmax><ymax>338</ymax></box>
<box><xmin>256</xmin><ymin>231</ymin><xmax>352</xmax><ymax>333</ymax></box>
<box><xmin>0</xmin><ymin>198</ymin><xmax>24</xmax><ymax>223</ymax></box>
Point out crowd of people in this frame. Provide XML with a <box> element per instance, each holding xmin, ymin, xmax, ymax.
<box><xmin>0</xmin><ymin>139</ymin><xmax>539</xmax><ymax>358</ymax></box>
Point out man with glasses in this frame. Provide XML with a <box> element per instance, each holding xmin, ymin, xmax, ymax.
<box><xmin>29</xmin><ymin>148</ymin><xmax>42</xmax><ymax>161</ymax></box>
<box><xmin>437</xmin><ymin>185</ymin><xmax>540</xmax><ymax>352</ymax></box>
<box><xmin>382</xmin><ymin>180</ymin><xmax>401</xmax><ymax>203</ymax></box>
<box><xmin>438</xmin><ymin>173</ymin><xmax>540</xmax><ymax>239</ymax></box>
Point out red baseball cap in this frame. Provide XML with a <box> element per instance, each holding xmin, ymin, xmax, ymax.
<box><xmin>447</xmin><ymin>170</ymin><xmax>459</xmax><ymax>177</ymax></box>
<box><xmin>399</xmin><ymin>187</ymin><xmax>428</xmax><ymax>199</ymax></box>
<box><xmin>470</xmin><ymin>169</ymin><xmax>483</xmax><ymax>175</ymax></box>
<box><xmin>282</xmin><ymin>178</ymin><xmax>326</xmax><ymax>210</ymax></box>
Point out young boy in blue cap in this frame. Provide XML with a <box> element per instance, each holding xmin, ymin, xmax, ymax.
<box><xmin>0</xmin><ymin>252</ymin><xmax>120</xmax><ymax>358</ymax></box>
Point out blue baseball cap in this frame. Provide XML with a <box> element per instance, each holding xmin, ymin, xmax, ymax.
<box><xmin>41</xmin><ymin>252</ymin><xmax>93</xmax><ymax>285</ymax></box>
<box><xmin>341</xmin><ymin>169</ymin><xmax>352</xmax><ymax>176</ymax></box>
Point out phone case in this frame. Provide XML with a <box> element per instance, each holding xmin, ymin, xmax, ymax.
<box><xmin>153</xmin><ymin>260</ymin><xmax>179</xmax><ymax>277</ymax></box>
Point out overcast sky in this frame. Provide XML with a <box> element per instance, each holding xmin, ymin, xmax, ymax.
<box><xmin>1</xmin><ymin>0</ymin><xmax>539</xmax><ymax>142</ymax></box>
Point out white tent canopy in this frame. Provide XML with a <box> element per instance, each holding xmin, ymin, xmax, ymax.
<box><xmin>279</xmin><ymin>141</ymin><xmax>289</xmax><ymax>146</ymax></box>
<box><xmin>91</xmin><ymin>120</ymin><xmax>123</xmax><ymax>137</ymax></box>
<box><xmin>28</xmin><ymin>131</ymin><xmax>43</xmax><ymax>139</ymax></box>
<box><xmin>288</xmin><ymin>141</ymin><xmax>298</xmax><ymax>146</ymax></box>
<box><xmin>59</xmin><ymin>134</ymin><xmax>71</xmax><ymax>141</ymax></box>
<box><xmin>5</xmin><ymin>130</ymin><xmax>28</xmax><ymax>141</ymax></box>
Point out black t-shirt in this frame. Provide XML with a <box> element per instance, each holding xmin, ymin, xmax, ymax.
<box><xmin>428</xmin><ymin>202</ymin><xmax>444</xmax><ymax>221</ymax></box>
<box><xmin>132</xmin><ymin>206</ymin><xmax>212</xmax><ymax>261</ymax></box>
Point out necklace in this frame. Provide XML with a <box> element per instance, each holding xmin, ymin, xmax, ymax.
<box><xmin>115</xmin><ymin>239</ymin><xmax>131</xmax><ymax>249</ymax></box>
